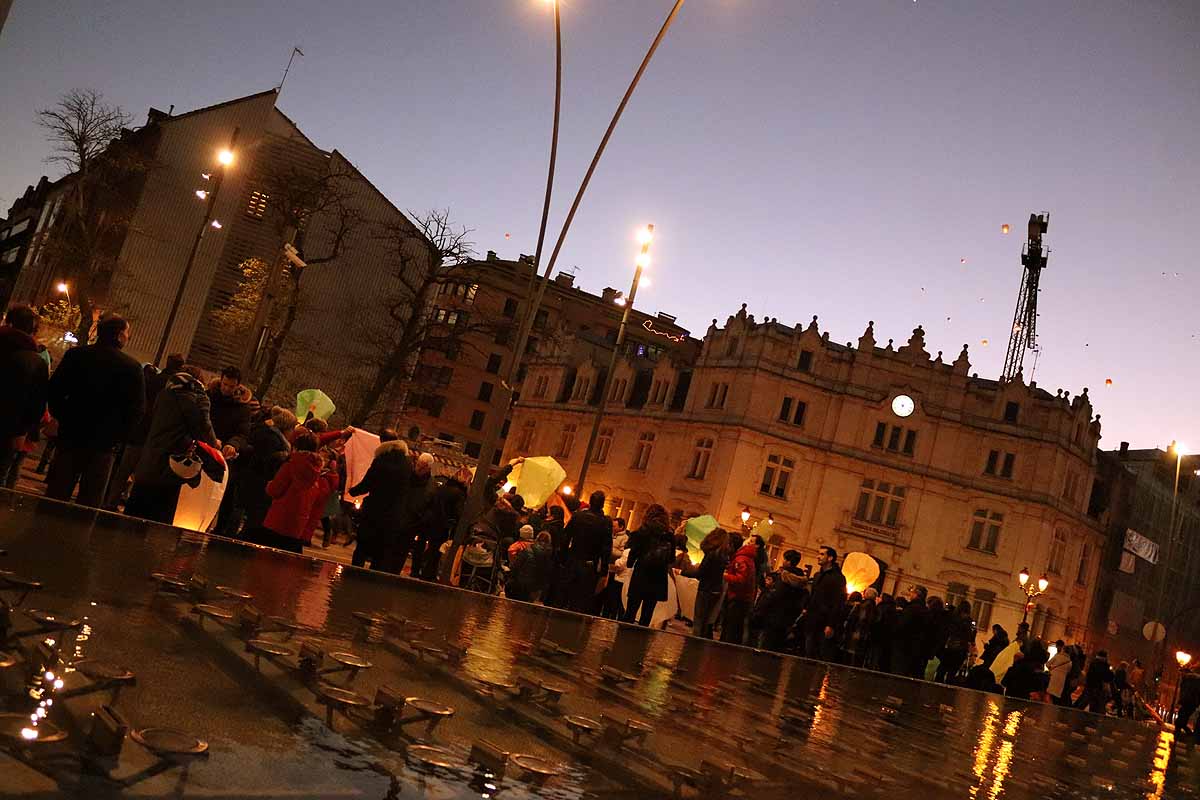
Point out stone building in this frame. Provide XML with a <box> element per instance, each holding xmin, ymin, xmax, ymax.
<box><xmin>508</xmin><ymin>304</ymin><xmax>1106</xmax><ymax>641</ymax></box>
<box><xmin>1086</xmin><ymin>445</ymin><xmax>1200</xmax><ymax>671</ymax></box>
<box><xmin>6</xmin><ymin>89</ymin><xmax>422</xmax><ymax>422</ymax></box>
<box><xmin>399</xmin><ymin>250</ymin><xmax>690</xmax><ymax>462</ymax></box>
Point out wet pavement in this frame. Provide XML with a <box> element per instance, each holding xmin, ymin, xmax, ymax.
<box><xmin>1</xmin><ymin>487</ymin><xmax>1198</xmax><ymax>799</ymax></box>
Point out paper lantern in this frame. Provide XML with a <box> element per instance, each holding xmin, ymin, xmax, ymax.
<box><xmin>981</xmin><ymin>338</ymin><xmax>989</xmax><ymax>346</ymax></box>
<box><xmin>841</xmin><ymin>551</ymin><xmax>881</xmax><ymax>594</ymax></box>
<box><xmin>1105</xmin><ymin>378</ymin><xmax>1113</xmax><ymax>386</ymax></box>
<box><xmin>506</xmin><ymin>456</ymin><xmax>567</xmax><ymax>508</ymax></box>
<box><xmin>296</xmin><ymin>389</ymin><xmax>336</xmax><ymax>421</ymax></box>
<box><xmin>1001</xmin><ymin>224</ymin><xmax>1010</xmax><ymax>234</ymax></box>
<box><xmin>683</xmin><ymin>514</ymin><xmax>719</xmax><ymax>564</ymax></box>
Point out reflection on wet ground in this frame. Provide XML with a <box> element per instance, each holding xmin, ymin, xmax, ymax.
<box><xmin>1</xmin><ymin>488</ymin><xmax>1198</xmax><ymax>798</ymax></box>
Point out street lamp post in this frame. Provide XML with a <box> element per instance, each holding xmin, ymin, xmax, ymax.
<box><xmin>1017</xmin><ymin>566</ymin><xmax>1049</xmax><ymax>625</ymax></box>
<box><xmin>444</xmin><ymin>0</ymin><xmax>687</xmax><ymax>584</ymax></box>
<box><xmin>575</xmin><ymin>224</ymin><xmax>653</xmax><ymax>493</ymax></box>
<box><xmin>153</xmin><ymin>129</ymin><xmax>239</xmax><ymax>365</ymax></box>
<box><xmin>1150</xmin><ymin>441</ymin><xmax>1187</xmax><ymax>697</ymax></box>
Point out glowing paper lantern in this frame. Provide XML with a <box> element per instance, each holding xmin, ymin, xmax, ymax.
<box><xmin>842</xmin><ymin>552</ymin><xmax>881</xmax><ymax>594</ymax></box>
<box><xmin>1001</xmin><ymin>224</ymin><xmax>1010</xmax><ymax>234</ymax></box>
<box><xmin>506</xmin><ymin>456</ymin><xmax>567</xmax><ymax>508</ymax></box>
<box><xmin>960</xmin><ymin>257</ymin><xmax>967</xmax><ymax>264</ymax></box>
<box><xmin>504</xmin><ymin>232</ymin><xmax>512</xmax><ymax>239</ymax></box>
<box><xmin>296</xmin><ymin>389</ymin><xmax>336</xmax><ymax>421</ymax></box>
<box><xmin>683</xmin><ymin>514</ymin><xmax>719</xmax><ymax>564</ymax></box>
<box><xmin>1105</xmin><ymin>378</ymin><xmax>1113</xmax><ymax>386</ymax></box>
<box><xmin>981</xmin><ymin>338</ymin><xmax>989</xmax><ymax>346</ymax></box>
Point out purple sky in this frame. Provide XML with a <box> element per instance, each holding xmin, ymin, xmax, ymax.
<box><xmin>2</xmin><ymin>1</ymin><xmax>1198</xmax><ymax>449</ymax></box>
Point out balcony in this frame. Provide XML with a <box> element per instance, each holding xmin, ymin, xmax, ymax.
<box><xmin>835</xmin><ymin>510</ymin><xmax>910</xmax><ymax>547</ymax></box>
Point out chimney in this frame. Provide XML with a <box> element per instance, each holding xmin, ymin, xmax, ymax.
<box><xmin>657</xmin><ymin>312</ymin><xmax>677</xmax><ymax>324</ymax></box>
<box><xmin>1119</xmin><ymin>441</ymin><xmax>1129</xmax><ymax>459</ymax></box>
<box><xmin>518</xmin><ymin>253</ymin><xmax>534</xmax><ymax>265</ymax></box>
<box><xmin>486</xmin><ymin>250</ymin><xmax>497</xmax><ymax>261</ymax></box>
<box><xmin>601</xmin><ymin>287</ymin><xmax>619</xmax><ymax>304</ymax></box>
<box><xmin>554</xmin><ymin>273</ymin><xmax>575</xmax><ymax>288</ymax></box>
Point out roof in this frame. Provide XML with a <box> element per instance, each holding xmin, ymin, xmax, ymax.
<box><xmin>161</xmin><ymin>88</ymin><xmax>279</xmax><ymax>123</ymax></box>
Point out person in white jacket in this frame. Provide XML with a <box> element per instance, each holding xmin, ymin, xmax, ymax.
<box><xmin>600</xmin><ymin>518</ymin><xmax>630</xmax><ymax>618</ymax></box>
<box><xmin>1047</xmin><ymin>639</ymin><xmax>1073</xmax><ymax>706</ymax></box>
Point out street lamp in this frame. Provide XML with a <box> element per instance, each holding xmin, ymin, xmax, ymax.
<box><xmin>1172</xmin><ymin>650</ymin><xmax>1193</xmax><ymax>726</ymax></box>
<box><xmin>154</xmin><ymin>132</ymin><xmax>240</xmax><ymax>365</ymax></box>
<box><xmin>1151</xmin><ymin>441</ymin><xmax>1188</xmax><ymax>693</ymax></box>
<box><xmin>1018</xmin><ymin>566</ymin><xmax>1048</xmax><ymax>624</ymax></box>
<box><xmin>55</xmin><ymin>282</ymin><xmax>70</xmax><ymax>307</ymax></box>
<box><xmin>576</xmin><ymin>224</ymin><xmax>654</xmax><ymax>492</ymax></box>
<box><xmin>740</xmin><ymin>506</ymin><xmax>752</xmax><ymax>531</ymax></box>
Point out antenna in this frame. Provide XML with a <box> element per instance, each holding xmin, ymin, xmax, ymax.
<box><xmin>1002</xmin><ymin>212</ymin><xmax>1049</xmax><ymax>381</ymax></box>
<box><xmin>278</xmin><ymin>47</ymin><xmax>305</xmax><ymax>94</ymax></box>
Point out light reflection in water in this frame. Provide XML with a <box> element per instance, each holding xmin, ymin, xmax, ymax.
<box><xmin>1146</xmin><ymin>730</ymin><xmax>1173</xmax><ymax>799</ymax></box>
<box><xmin>970</xmin><ymin>701</ymin><xmax>1001</xmax><ymax>799</ymax></box>
<box><xmin>810</xmin><ymin>671</ymin><xmax>831</xmax><ymax>737</ymax></box>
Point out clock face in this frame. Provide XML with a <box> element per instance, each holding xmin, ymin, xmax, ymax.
<box><xmin>892</xmin><ymin>394</ymin><xmax>915</xmax><ymax>418</ymax></box>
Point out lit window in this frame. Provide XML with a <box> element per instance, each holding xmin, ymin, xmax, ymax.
<box><xmin>967</xmin><ymin>509</ymin><xmax>1004</xmax><ymax>554</ymax></box>
<box><xmin>759</xmin><ymin>453</ymin><xmax>795</xmax><ymax>499</ymax></box>
<box><xmin>246</xmin><ymin>190</ymin><xmax>269</xmax><ymax>219</ymax></box>
<box><xmin>688</xmin><ymin>437</ymin><xmax>714</xmax><ymax>480</ymax></box>
<box><xmin>854</xmin><ymin>479</ymin><xmax>906</xmax><ymax>527</ymax></box>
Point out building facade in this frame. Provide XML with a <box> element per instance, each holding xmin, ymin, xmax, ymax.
<box><xmin>1086</xmin><ymin>445</ymin><xmax>1200</xmax><ymax>673</ymax></box>
<box><xmin>6</xmin><ymin>90</ymin><xmax>422</xmax><ymax>423</ymax></box>
<box><xmin>399</xmin><ymin>250</ymin><xmax>691</xmax><ymax>463</ymax></box>
<box><xmin>0</xmin><ymin>176</ymin><xmax>67</xmax><ymax>311</ymax></box>
<box><xmin>508</xmin><ymin>304</ymin><xmax>1106</xmax><ymax>641</ymax></box>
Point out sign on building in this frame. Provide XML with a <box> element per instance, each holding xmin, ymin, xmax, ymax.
<box><xmin>1123</xmin><ymin>528</ymin><xmax>1160</xmax><ymax>565</ymax></box>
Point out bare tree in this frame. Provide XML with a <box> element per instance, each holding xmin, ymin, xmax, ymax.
<box><xmin>35</xmin><ymin>89</ymin><xmax>148</xmax><ymax>344</ymax></box>
<box><xmin>349</xmin><ymin>209</ymin><xmax>505</xmax><ymax>427</ymax></box>
<box><xmin>248</xmin><ymin>159</ymin><xmax>360</xmax><ymax>400</ymax></box>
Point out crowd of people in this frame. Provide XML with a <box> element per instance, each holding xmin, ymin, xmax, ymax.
<box><xmin>0</xmin><ymin>303</ymin><xmax>1178</xmax><ymax>724</ymax></box>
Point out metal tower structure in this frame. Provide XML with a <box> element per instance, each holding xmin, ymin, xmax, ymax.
<box><xmin>1002</xmin><ymin>212</ymin><xmax>1050</xmax><ymax>381</ymax></box>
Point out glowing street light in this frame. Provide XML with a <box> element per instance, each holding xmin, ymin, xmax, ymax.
<box><xmin>741</xmin><ymin>507</ymin><xmax>751</xmax><ymax>524</ymax></box>
<box><xmin>574</xmin><ymin>223</ymin><xmax>656</xmax><ymax>493</ymax></box>
<box><xmin>210</xmin><ymin>220</ymin><xmax>223</xmax><ymax>229</ymax></box>
<box><xmin>217</xmin><ymin>148</ymin><xmax>234</xmax><ymax>166</ymax></box>
<box><xmin>55</xmin><ymin>282</ymin><xmax>68</xmax><ymax>294</ymax></box>
<box><xmin>1177</xmin><ymin>651</ymin><xmax>1192</xmax><ymax>669</ymax></box>
<box><xmin>561</xmin><ymin>484</ymin><xmax>572</xmax><ymax>496</ymax></box>
<box><xmin>1017</xmin><ymin>566</ymin><xmax>1048</xmax><ymax>624</ymax></box>
<box><xmin>195</xmin><ymin>189</ymin><xmax>208</xmax><ymax>200</ymax></box>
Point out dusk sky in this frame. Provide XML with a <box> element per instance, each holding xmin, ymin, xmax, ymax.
<box><xmin>1</xmin><ymin>1</ymin><xmax>1197</xmax><ymax>449</ymax></box>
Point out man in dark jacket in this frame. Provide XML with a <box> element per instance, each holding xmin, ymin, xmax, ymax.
<box><xmin>1076</xmin><ymin>650</ymin><xmax>1114</xmax><ymax>713</ymax></box>
<box><xmin>754</xmin><ymin>550</ymin><xmax>808</xmax><ymax>652</ymax></box>
<box><xmin>0</xmin><ymin>305</ymin><xmax>50</xmax><ymax>486</ymax></box>
<box><xmin>348</xmin><ymin>431</ymin><xmax>411</xmax><ymax>570</ymax></box>
<box><xmin>412</xmin><ymin>467</ymin><xmax>469</xmax><ymax>581</ymax></box>
<box><xmin>893</xmin><ymin>585</ymin><xmax>930</xmax><ymax>677</ymax></box>
<box><xmin>124</xmin><ymin>366</ymin><xmax>218</xmax><ymax>524</ymax></box>
<box><xmin>803</xmin><ymin>545</ymin><xmax>847</xmax><ymax>661</ymax></box>
<box><xmin>209</xmin><ymin>366</ymin><xmax>257</xmax><ymax>536</ymax></box>
<box><xmin>1177</xmin><ymin>664</ymin><xmax>1200</xmax><ymax>735</ymax></box>
<box><xmin>46</xmin><ymin>314</ymin><xmax>145</xmax><ymax>507</ymax></box>
<box><xmin>237</xmin><ymin>407</ymin><xmax>295</xmax><ymax>534</ymax></box>
<box><xmin>562</xmin><ymin>490</ymin><xmax>613</xmax><ymax>613</ymax></box>
<box><xmin>105</xmin><ymin>354</ymin><xmax>183</xmax><ymax>509</ymax></box>
<box><xmin>622</xmin><ymin>504</ymin><xmax>674</xmax><ymax>626</ymax></box>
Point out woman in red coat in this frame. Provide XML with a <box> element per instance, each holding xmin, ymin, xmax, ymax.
<box><xmin>720</xmin><ymin>540</ymin><xmax>759</xmax><ymax>645</ymax></box>
<box><xmin>262</xmin><ymin>431</ymin><xmax>324</xmax><ymax>553</ymax></box>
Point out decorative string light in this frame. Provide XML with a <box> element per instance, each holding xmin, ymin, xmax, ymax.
<box><xmin>642</xmin><ymin>319</ymin><xmax>683</xmax><ymax>343</ymax></box>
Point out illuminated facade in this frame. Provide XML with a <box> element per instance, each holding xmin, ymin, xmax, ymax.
<box><xmin>507</xmin><ymin>304</ymin><xmax>1106</xmax><ymax>642</ymax></box>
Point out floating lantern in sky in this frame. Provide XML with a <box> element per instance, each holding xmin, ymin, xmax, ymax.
<box><xmin>1105</xmin><ymin>378</ymin><xmax>1113</xmax><ymax>386</ymax></box>
<box><xmin>504</xmin><ymin>232</ymin><xmax>511</xmax><ymax>239</ymax></box>
<box><xmin>1001</xmin><ymin>224</ymin><xmax>1010</xmax><ymax>234</ymax></box>
<box><xmin>981</xmin><ymin>338</ymin><xmax>989</xmax><ymax>346</ymax></box>
<box><xmin>960</xmin><ymin>257</ymin><xmax>967</xmax><ymax>264</ymax></box>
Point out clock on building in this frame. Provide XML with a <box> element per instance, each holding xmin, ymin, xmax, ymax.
<box><xmin>891</xmin><ymin>394</ymin><xmax>915</xmax><ymax>418</ymax></box>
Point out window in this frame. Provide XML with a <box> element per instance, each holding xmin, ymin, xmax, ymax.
<box><xmin>533</xmin><ymin>309</ymin><xmax>548</xmax><ymax>329</ymax></box>
<box><xmin>465</xmin><ymin>441</ymin><xmax>481</xmax><ymax>459</ymax></box>
<box><xmin>478</xmin><ymin>382</ymin><xmax>494</xmax><ymax>402</ymax></box>
<box><xmin>1</xmin><ymin>248</ymin><xmax>18</xmax><ymax>265</ymax></box>
<box><xmin>1077</xmin><ymin>542</ymin><xmax>1091</xmax><ymax>586</ymax></box>
<box><xmin>1004</xmin><ymin>402</ymin><xmax>1020</xmax><ymax>424</ymax></box>
<box><xmin>516</xmin><ymin>420</ymin><xmax>536</xmax><ymax>452</ymax></box>
<box><xmin>632</xmin><ymin>432</ymin><xmax>656</xmax><ymax>471</ymax></box>
<box><xmin>688</xmin><ymin>437</ymin><xmax>714</xmax><ymax>480</ymax></box>
<box><xmin>854</xmin><ymin>479</ymin><xmax>906</xmax><ymax>527</ymax></box>
<box><xmin>1063</xmin><ymin>472</ymin><xmax>1080</xmax><ymax>502</ymax></box>
<box><xmin>985</xmin><ymin>450</ymin><xmax>1016</xmax><ymax>478</ymax></box>
<box><xmin>967</xmin><ymin>509</ymin><xmax>1004</xmax><ymax>554</ymax></box>
<box><xmin>571</xmin><ymin>377</ymin><xmax>591</xmax><ymax>403</ymax></box>
<box><xmin>436</xmin><ymin>432</ymin><xmax>455</xmax><ymax>443</ymax></box>
<box><xmin>485</xmin><ymin>353</ymin><xmax>503</xmax><ymax>374</ymax></box>
<box><xmin>779</xmin><ymin>397</ymin><xmax>792</xmax><ymax>422</ymax></box>
<box><xmin>1048</xmin><ymin>530</ymin><xmax>1067</xmax><ymax>575</ymax></box>
<box><xmin>469</xmin><ymin>410</ymin><xmax>485</xmax><ymax>431</ymax></box>
<box><xmin>946</xmin><ymin>582</ymin><xmax>969</xmax><ymax>610</ymax></box>
<box><xmin>971</xmin><ymin>589</ymin><xmax>995</xmax><ymax>630</ymax></box>
<box><xmin>759</xmin><ymin>453</ymin><xmax>795</xmax><ymax>499</ymax></box>
<box><xmin>725</xmin><ymin>337</ymin><xmax>739</xmax><ymax>356</ymax></box>
<box><xmin>459</xmin><ymin>283</ymin><xmax>478</xmax><ymax>304</ymax></box>
<box><xmin>609</xmin><ymin>378</ymin><xmax>628</xmax><ymax>404</ymax></box>
<box><xmin>873</xmin><ymin>422</ymin><xmax>916</xmax><ymax>455</ymax></box>
<box><xmin>706</xmin><ymin>382</ymin><xmax>729</xmax><ymax>409</ymax></box>
<box><xmin>556</xmin><ymin>423</ymin><xmax>577</xmax><ymax>459</ymax></box>
<box><xmin>494</xmin><ymin>326</ymin><xmax>512</xmax><ymax>346</ymax></box>
<box><xmin>533</xmin><ymin>374</ymin><xmax>550</xmax><ymax>399</ymax></box>
<box><xmin>500</xmin><ymin>418</ymin><xmax>511</xmax><ymax>438</ymax></box>
<box><xmin>797</xmin><ymin>350</ymin><xmax>813</xmax><ymax>372</ymax></box>
<box><xmin>245</xmin><ymin>190</ymin><xmax>269</xmax><ymax>219</ymax></box>
<box><xmin>503</xmin><ymin>297</ymin><xmax>518</xmax><ymax>318</ymax></box>
<box><xmin>594</xmin><ymin>428</ymin><xmax>613</xmax><ymax>464</ymax></box>
<box><xmin>525</xmin><ymin>336</ymin><xmax>539</xmax><ymax>355</ymax></box>
<box><xmin>408</xmin><ymin>393</ymin><xmax>445</xmax><ymax>418</ymax></box>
